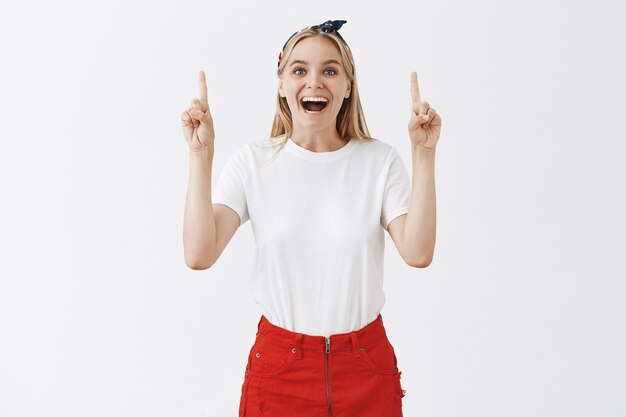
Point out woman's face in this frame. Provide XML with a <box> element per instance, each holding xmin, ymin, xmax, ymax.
<box><xmin>278</xmin><ymin>36</ymin><xmax>351</xmax><ymax>135</ymax></box>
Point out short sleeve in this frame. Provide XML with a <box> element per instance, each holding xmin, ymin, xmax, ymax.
<box><xmin>380</xmin><ymin>146</ymin><xmax>410</xmax><ymax>230</ymax></box>
<box><xmin>212</xmin><ymin>149</ymin><xmax>250</xmax><ymax>226</ymax></box>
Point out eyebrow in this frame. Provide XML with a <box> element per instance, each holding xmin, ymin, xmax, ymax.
<box><xmin>289</xmin><ymin>59</ymin><xmax>341</xmax><ymax>66</ymax></box>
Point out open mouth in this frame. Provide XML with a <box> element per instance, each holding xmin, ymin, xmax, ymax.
<box><xmin>301</xmin><ymin>97</ymin><xmax>328</xmax><ymax>113</ymax></box>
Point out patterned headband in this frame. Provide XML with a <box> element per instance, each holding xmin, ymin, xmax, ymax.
<box><xmin>277</xmin><ymin>19</ymin><xmax>348</xmax><ymax>68</ymax></box>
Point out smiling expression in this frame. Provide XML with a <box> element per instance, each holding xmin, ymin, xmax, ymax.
<box><xmin>278</xmin><ymin>36</ymin><xmax>352</xmax><ymax>133</ymax></box>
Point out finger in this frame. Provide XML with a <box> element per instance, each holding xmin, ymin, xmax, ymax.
<box><xmin>191</xmin><ymin>98</ymin><xmax>203</xmax><ymax>111</ymax></box>
<box><xmin>420</xmin><ymin>100</ymin><xmax>430</xmax><ymax>116</ymax></box>
<box><xmin>411</xmin><ymin>71</ymin><xmax>421</xmax><ymax>105</ymax></box>
<box><xmin>410</xmin><ymin>111</ymin><xmax>429</xmax><ymax>125</ymax></box>
<box><xmin>418</xmin><ymin>107</ymin><xmax>435</xmax><ymax>123</ymax></box>
<box><xmin>198</xmin><ymin>70</ymin><xmax>208</xmax><ymax>110</ymax></box>
<box><xmin>187</xmin><ymin>107</ymin><xmax>200</xmax><ymax>128</ymax></box>
<box><xmin>181</xmin><ymin>110</ymin><xmax>192</xmax><ymax>126</ymax></box>
<box><xmin>411</xmin><ymin>106</ymin><xmax>430</xmax><ymax>122</ymax></box>
<box><xmin>189</xmin><ymin>106</ymin><xmax>212</xmax><ymax>127</ymax></box>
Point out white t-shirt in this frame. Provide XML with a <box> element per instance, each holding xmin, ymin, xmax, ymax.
<box><xmin>212</xmin><ymin>136</ymin><xmax>410</xmax><ymax>336</ymax></box>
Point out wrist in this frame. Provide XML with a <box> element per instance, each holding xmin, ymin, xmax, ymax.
<box><xmin>411</xmin><ymin>144</ymin><xmax>436</xmax><ymax>157</ymax></box>
<box><xmin>189</xmin><ymin>146</ymin><xmax>214</xmax><ymax>158</ymax></box>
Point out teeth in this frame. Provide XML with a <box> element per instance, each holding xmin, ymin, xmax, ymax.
<box><xmin>301</xmin><ymin>97</ymin><xmax>328</xmax><ymax>102</ymax></box>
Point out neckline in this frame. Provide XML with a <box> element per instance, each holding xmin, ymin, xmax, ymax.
<box><xmin>285</xmin><ymin>137</ymin><xmax>357</xmax><ymax>162</ymax></box>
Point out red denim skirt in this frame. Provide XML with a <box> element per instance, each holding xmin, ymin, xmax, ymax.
<box><xmin>238</xmin><ymin>313</ymin><xmax>406</xmax><ymax>416</ymax></box>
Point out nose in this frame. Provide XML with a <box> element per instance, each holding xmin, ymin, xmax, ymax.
<box><xmin>306</xmin><ymin>73</ymin><xmax>324</xmax><ymax>89</ymax></box>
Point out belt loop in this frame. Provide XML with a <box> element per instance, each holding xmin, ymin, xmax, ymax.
<box><xmin>294</xmin><ymin>334</ymin><xmax>304</xmax><ymax>359</ymax></box>
<box><xmin>350</xmin><ymin>332</ymin><xmax>361</xmax><ymax>358</ymax></box>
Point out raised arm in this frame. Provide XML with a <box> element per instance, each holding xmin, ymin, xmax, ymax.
<box><xmin>181</xmin><ymin>71</ymin><xmax>242</xmax><ymax>270</ymax></box>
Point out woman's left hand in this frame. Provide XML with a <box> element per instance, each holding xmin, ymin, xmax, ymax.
<box><xmin>408</xmin><ymin>71</ymin><xmax>442</xmax><ymax>150</ymax></box>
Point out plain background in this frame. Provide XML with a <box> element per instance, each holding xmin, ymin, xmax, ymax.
<box><xmin>1</xmin><ymin>0</ymin><xmax>625</xmax><ymax>416</ymax></box>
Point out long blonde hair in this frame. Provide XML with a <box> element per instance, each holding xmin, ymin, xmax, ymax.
<box><xmin>268</xmin><ymin>27</ymin><xmax>373</xmax><ymax>157</ymax></box>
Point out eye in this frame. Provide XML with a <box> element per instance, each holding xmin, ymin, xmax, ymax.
<box><xmin>324</xmin><ymin>68</ymin><xmax>337</xmax><ymax>75</ymax></box>
<box><xmin>293</xmin><ymin>68</ymin><xmax>305</xmax><ymax>75</ymax></box>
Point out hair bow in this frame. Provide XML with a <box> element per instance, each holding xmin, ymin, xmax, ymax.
<box><xmin>311</xmin><ymin>19</ymin><xmax>347</xmax><ymax>33</ymax></box>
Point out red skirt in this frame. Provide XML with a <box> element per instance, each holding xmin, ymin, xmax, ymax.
<box><xmin>238</xmin><ymin>314</ymin><xmax>406</xmax><ymax>416</ymax></box>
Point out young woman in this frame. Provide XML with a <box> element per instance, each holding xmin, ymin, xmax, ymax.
<box><xmin>181</xmin><ymin>19</ymin><xmax>441</xmax><ymax>417</ymax></box>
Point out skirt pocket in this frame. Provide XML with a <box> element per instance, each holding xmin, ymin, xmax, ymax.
<box><xmin>359</xmin><ymin>338</ymin><xmax>400</xmax><ymax>376</ymax></box>
<box><xmin>245</xmin><ymin>336</ymin><xmax>297</xmax><ymax>378</ymax></box>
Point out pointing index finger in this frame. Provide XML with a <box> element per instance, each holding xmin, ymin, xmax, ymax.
<box><xmin>411</xmin><ymin>71</ymin><xmax>421</xmax><ymax>105</ymax></box>
<box><xmin>198</xmin><ymin>70</ymin><xmax>208</xmax><ymax>105</ymax></box>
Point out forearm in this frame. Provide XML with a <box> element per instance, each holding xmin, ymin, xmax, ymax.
<box><xmin>183</xmin><ymin>146</ymin><xmax>216</xmax><ymax>269</ymax></box>
<box><xmin>404</xmin><ymin>145</ymin><xmax>437</xmax><ymax>266</ymax></box>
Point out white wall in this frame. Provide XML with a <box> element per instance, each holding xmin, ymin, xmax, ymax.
<box><xmin>1</xmin><ymin>0</ymin><xmax>625</xmax><ymax>416</ymax></box>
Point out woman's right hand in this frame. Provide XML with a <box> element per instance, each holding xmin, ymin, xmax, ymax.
<box><xmin>181</xmin><ymin>70</ymin><xmax>215</xmax><ymax>150</ymax></box>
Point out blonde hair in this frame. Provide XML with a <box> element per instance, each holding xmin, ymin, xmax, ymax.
<box><xmin>268</xmin><ymin>27</ymin><xmax>373</xmax><ymax>158</ymax></box>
